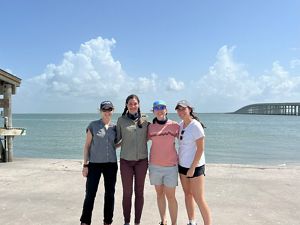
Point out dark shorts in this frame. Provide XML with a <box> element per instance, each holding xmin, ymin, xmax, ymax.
<box><xmin>178</xmin><ymin>164</ymin><xmax>205</xmax><ymax>178</ymax></box>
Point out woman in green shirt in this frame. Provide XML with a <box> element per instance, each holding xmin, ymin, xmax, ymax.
<box><xmin>116</xmin><ymin>94</ymin><xmax>149</xmax><ymax>225</ymax></box>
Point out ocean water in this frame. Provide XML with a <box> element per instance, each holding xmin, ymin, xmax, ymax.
<box><xmin>10</xmin><ymin>113</ymin><xmax>300</xmax><ymax>166</ymax></box>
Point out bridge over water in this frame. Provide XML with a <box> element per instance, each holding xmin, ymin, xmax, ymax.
<box><xmin>234</xmin><ymin>103</ymin><xmax>300</xmax><ymax>116</ymax></box>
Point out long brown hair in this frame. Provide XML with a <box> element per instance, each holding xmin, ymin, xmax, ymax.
<box><xmin>189</xmin><ymin>107</ymin><xmax>206</xmax><ymax>128</ymax></box>
<box><xmin>122</xmin><ymin>94</ymin><xmax>143</xmax><ymax>128</ymax></box>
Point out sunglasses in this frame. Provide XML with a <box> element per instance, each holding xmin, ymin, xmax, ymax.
<box><xmin>180</xmin><ymin>130</ymin><xmax>185</xmax><ymax>140</ymax></box>
<box><xmin>102</xmin><ymin>108</ymin><xmax>113</xmax><ymax>112</ymax></box>
<box><xmin>176</xmin><ymin>106</ymin><xmax>187</xmax><ymax>111</ymax></box>
<box><xmin>153</xmin><ymin>105</ymin><xmax>166</xmax><ymax>111</ymax></box>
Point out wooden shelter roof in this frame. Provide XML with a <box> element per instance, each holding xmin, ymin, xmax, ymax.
<box><xmin>0</xmin><ymin>69</ymin><xmax>22</xmax><ymax>95</ymax></box>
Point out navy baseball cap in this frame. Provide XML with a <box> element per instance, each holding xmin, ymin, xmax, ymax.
<box><xmin>100</xmin><ymin>100</ymin><xmax>114</xmax><ymax>110</ymax></box>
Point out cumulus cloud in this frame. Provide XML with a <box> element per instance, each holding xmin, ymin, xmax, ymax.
<box><xmin>29</xmin><ymin>37</ymin><xmax>125</xmax><ymax>98</ymax></box>
<box><xmin>13</xmin><ymin>38</ymin><xmax>300</xmax><ymax>113</ymax></box>
<box><xmin>14</xmin><ymin>37</ymin><xmax>183</xmax><ymax>113</ymax></box>
<box><xmin>258</xmin><ymin>61</ymin><xmax>300</xmax><ymax>101</ymax></box>
<box><xmin>130</xmin><ymin>73</ymin><xmax>158</xmax><ymax>94</ymax></box>
<box><xmin>192</xmin><ymin>46</ymin><xmax>260</xmax><ymax>111</ymax></box>
<box><xmin>14</xmin><ymin>37</ymin><xmax>129</xmax><ymax>112</ymax></box>
<box><xmin>167</xmin><ymin>77</ymin><xmax>185</xmax><ymax>91</ymax></box>
<box><xmin>191</xmin><ymin>45</ymin><xmax>300</xmax><ymax>112</ymax></box>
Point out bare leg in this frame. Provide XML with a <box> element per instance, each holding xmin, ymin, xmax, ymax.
<box><xmin>190</xmin><ymin>175</ymin><xmax>212</xmax><ymax>225</ymax></box>
<box><xmin>155</xmin><ymin>185</ymin><xmax>167</xmax><ymax>224</ymax></box>
<box><xmin>164</xmin><ymin>186</ymin><xmax>178</xmax><ymax>225</ymax></box>
<box><xmin>180</xmin><ymin>174</ymin><xmax>195</xmax><ymax>221</ymax></box>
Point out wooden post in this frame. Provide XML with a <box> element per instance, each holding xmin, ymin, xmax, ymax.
<box><xmin>3</xmin><ymin>84</ymin><xmax>13</xmax><ymax>162</ymax></box>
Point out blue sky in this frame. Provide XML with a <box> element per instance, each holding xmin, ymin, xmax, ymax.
<box><xmin>1</xmin><ymin>0</ymin><xmax>300</xmax><ymax>113</ymax></box>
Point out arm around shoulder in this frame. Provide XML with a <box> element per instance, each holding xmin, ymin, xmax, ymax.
<box><xmin>115</xmin><ymin>117</ymin><xmax>122</xmax><ymax>145</ymax></box>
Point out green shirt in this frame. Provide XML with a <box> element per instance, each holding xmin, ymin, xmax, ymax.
<box><xmin>116</xmin><ymin>115</ymin><xmax>149</xmax><ymax>161</ymax></box>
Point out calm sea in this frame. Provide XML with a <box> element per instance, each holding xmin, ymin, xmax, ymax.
<box><xmin>11</xmin><ymin>113</ymin><xmax>300</xmax><ymax>166</ymax></box>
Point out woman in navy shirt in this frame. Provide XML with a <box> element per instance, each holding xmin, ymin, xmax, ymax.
<box><xmin>80</xmin><ymin>101</ymin><xmax>118</xmax><ymax>225</ymax></box>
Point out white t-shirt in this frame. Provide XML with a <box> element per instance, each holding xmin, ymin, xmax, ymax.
<box><xmin>178</xmin><ymin>119</ymin><xmax>205</xmax><ymax>168</ymax></box>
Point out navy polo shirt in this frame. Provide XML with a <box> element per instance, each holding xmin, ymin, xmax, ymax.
<box><xmin>87</xmin><ymin>119</ymin><xmax>117</xmax><ymax>163</ymax></box>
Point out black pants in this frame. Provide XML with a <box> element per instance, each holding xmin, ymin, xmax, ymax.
<box><xmin>80</xmin><ymin>162</ymin><xmax>118</xmax><ymax>225</ymax></box>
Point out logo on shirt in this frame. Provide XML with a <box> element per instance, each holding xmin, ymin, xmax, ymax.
<box><xmin>149</xmin><ymin>130</ymin><xmax>177</xmax><ymax>138</ymax></box>
<box><xmin>96</xmin><ymin>128</ymin><xmax>106</xmax><ymax>137</ymax></box>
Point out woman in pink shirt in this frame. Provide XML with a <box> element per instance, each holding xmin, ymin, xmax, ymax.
<box><xmin>148</xmin><ymin>100</ymin><xmax>180</xmax><ymax>225</ymax></box>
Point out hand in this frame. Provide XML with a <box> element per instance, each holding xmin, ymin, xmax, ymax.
<box><xmin>187</xmin><ymin>168</ymin><xmax>195</xmax><ymax>178</ymax></box>
<box><xmin>82</xmin><ymin>167</ymin><xmax>88</xmax><ymax>177</ymax></box>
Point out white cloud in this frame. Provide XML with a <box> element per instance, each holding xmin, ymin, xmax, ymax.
<box><xmin>14</xmin><ymin>37</ymin><xmax>129</xmax><ymax>112</ymax></box>
<box><xmin>41</xmin><ymin>37</ymin><xmax>126</xmax><ymax>97</ymax></box>
<box><xmin>290</xmin><ymin>59</ymin><xmax>300</xmax><ymax>69</ymax></box>
<box><xmin>18</xmin><ymin>37</ymin><xmax>126</xmax><ymax>99</ymax></box>
<box><xmin>166</xmin><ymin>77</ymin><xmax>185</xmax><ymax>91</ymax></box>
<box><xmin>192</xmin><ymin>46</ymin><xmax>260</xmax><ymax>111</ymax></box>
<box><xmin>14</xmin><ymin>37</ymin><xmax>172</xmax><ymax>112</ymax></box>
<box><xmin>130</xmin><ymin>73</ymin><xmax>158</xmax><ymax>94</ymax></box>
<box><xmin>190</xmin><ymin>46</ymin><xmax>300</xmax><ymax>112</ymax></box>
<box><xmin>13</xmin><ymin>39</ymin><xmax>300</xmax><ymax>113</ymax></box>
<box><xmin>258</xmin><ymin>61</ymin><xmax>300</xmax><ymax>100</ymax></box>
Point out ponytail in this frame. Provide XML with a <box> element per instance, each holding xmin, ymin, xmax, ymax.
<box><xmin>189</xmin><ymin>108</ymin><xmax>206</xmax><ymax>128</ymax></box>
<box><xmin>122</xmin><ymin>106</ymin><xmax>128</xmax><ymax>116</ymax></box>
<box><xmin>137</xmin><ymin>108</ymin><xmax>143</xmax><ymax>128</ymax></box>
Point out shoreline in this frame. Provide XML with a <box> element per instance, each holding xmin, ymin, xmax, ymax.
<box><xmin>1</xmin><ymin>158</ymin><xmax>299</xmax><ymax>225</ymax></box>
<box><xmin>10</xmin><ymin>156</ymin><xmax>300</xmax><ymax>168</ymax></box>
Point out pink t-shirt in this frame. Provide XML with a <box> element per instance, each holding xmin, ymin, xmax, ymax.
<box><xmin>148</xmin><ymin>120</ymin><xmax>180</xmax><ymax>166</ymax></box>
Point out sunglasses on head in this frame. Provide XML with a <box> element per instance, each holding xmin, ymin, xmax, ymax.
<box><xmin>153</xmin><ymin>105</ymin><xmax>166</xmax><ymax>111</ymax></box>
<box><xmin>180</xmin><ymin>130</ymin><xmax>185</xmax><ymax>140</ymax></box>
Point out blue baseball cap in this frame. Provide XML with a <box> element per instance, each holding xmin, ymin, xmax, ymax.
<box><xmin>153</xmin><ymin>100</ymin><xmax>167</xmax><ymax>108</ymax></box>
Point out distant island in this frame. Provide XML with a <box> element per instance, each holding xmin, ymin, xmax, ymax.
<box><xmin>234</xmin><ymin>103</ymin><xmax>300</xmax><ymax>116</ymax></box>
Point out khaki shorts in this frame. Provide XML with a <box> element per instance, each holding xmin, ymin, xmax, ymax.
<box><xmin>149</xmin><ymin>164</ymin><xmax>178</xmax><ymax>188</ymax></box>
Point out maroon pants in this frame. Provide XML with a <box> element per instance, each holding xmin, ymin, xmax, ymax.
<box><xmin>120</xmin><ymin>158</ymin><xmax>148</xmax><ymax>224</ymax></box>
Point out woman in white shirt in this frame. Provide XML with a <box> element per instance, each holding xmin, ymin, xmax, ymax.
<box><xmin>175</xmin><ymin>100</ymin><xmax>212</xmax><ymax>225</ymax></box>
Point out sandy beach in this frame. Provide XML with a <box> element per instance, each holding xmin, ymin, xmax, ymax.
<box><xmin>0</xmin><ymin>158</ymin><xmax>299</xmax><ymax>225</ymax></box>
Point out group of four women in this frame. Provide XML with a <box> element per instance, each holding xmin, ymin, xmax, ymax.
<box><xmin>80</xmin><ymin>94</ymin><xmax>212</xmax><ymax>225</ymax></box>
